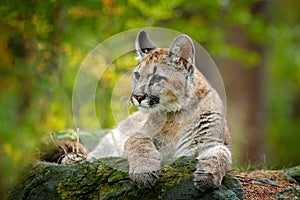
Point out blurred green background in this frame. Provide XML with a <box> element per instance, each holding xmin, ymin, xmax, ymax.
<box><xmin>1</xmin><ymin>0</ymin><xmax>300</xmax><ymax>196</ymax></box>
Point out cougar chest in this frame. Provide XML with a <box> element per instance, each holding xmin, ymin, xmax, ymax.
<box><xmin>153</xmin><ymin>120</ymin><xmax>181</xmax><ymax>159</ymax></box>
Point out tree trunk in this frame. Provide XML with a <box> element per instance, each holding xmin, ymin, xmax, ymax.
<box><xmin>218</xmin><ymin>1</ymin><xmax>268</xmax><ymax>165</ymax></box>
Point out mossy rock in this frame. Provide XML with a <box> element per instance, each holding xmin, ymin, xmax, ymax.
<box><xmin>9</xmin><ymin>157</ymin><xmax>244</xmax><ymax>200</ymax></box>
<box><xmin>286</xmin><ymin>165</ymin><xmax>300</xmax><ymax>184</ymax></box>
<box><xmin>273</xmin><ymin>186</ymin><xmax>300</xmax><ymax>199</ymax></box>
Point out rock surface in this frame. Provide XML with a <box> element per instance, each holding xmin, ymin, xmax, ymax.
<box><xmin>273</xmin><ymin>186</ymin><xmax>300</xmax><ymax>199</ymax></box>
<box><xmin>10</xmin><ymin>157</ymin><xmax>244</xmax><ymax>200</ymax></box>
<box><xmin>286</xmin><ymin>165</ymin><xmax>300</xmax><ymax>183</ymax></box>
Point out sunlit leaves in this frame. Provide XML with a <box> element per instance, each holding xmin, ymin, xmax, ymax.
<box><xmin>128</xmin><ymin>0</ymin><xmax>184</xmax><ymax>23</ymax></box>
<box><xmin>68</xmin><ymin>7</ymin><xmax>99</xmax><ymax>19</ymax></box>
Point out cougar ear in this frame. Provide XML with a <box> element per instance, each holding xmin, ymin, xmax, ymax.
<box><xmin>168</xmin><ymin>34</ymin><xmax>195</xmax><ymax>64</ymax></box>
<box><xmin>135</xmin><ymin>30</ymin><xmax>157</xmax><ymax>59</ymax></box>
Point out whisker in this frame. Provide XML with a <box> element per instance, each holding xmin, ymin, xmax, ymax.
<box><xmin>120</xmin><ymin>95</ymin><xmax>130</xmax><ymax>104</ymax></box>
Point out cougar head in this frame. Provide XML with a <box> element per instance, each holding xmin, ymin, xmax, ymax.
<box><xmin>131</xmin><ymin>30</ymin><xmax>195</xmax><ymax>113</ymax></box>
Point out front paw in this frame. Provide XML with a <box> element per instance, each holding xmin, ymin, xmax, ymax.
<box><xmin>129</xmin><ymin>158</ymin><xmax>161</xmax><ymax>189</ymax></box>
<box><xmin>193</xmin><ymin>160</ymin><xmax>223</xmax><ymax>192</ymax></box>
<box><xmin>194</xmin><ymin>170</ymin><xmax>220</xmax><ymax>192</ymax></box>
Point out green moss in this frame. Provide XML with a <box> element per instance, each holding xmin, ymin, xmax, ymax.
<box><xmin>9</xmin><ymin>157</ymin><xmax>244</xmax><ymax>200</ymax></box>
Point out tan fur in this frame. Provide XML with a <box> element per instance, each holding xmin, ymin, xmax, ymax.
<box><xmin>88</xmin><ymin>31</ymin><xmax>232</xmax><ymax>191</ymax></box>
<box><xmin>142</xmin><ymin>49</ymin><xmax>168</xmax><ymax>64</ymax></box>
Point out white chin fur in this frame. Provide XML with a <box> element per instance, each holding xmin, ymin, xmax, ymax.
<box><xmin>138</xmin><ymin>106</ymin><xmax>150</xmax><ymax>113</ymax></box>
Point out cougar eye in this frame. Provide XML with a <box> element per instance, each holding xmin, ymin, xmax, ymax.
<box><xmin>134</xmin><ymin>72</ymin><xmax>140</xmax><ymax>80</ymax></box>
<box><xmin>149</xmin><ymin>75</ymin><xmax>165</xmax><ymax>86</ymax></box>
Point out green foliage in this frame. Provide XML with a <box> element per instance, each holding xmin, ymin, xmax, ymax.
<box><xmin>51</xmin><ymin>129</ymin><xmax>92</xmax><ymax>140</ymax></box>
<box><xmin>1</xmin><ymin>0</ymin><xmax>300</xmax><ymax>196</ymax></box>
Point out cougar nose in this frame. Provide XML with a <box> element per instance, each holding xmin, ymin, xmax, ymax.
<box><xmin>133</xmin><ymin>94</ymin><xmax>146</xmax><ymax>104</ymax></box>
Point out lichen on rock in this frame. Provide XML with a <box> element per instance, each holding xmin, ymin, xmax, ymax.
<box><xmin>9</xmin><ymin>157</ymin><xmax>244</xmax><ymax>200</ymax></box>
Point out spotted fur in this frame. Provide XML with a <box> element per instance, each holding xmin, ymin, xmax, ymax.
<box><xmin>88</xmin><ymin>30</ymin><xmax>232</xmax><ymax>191</ymax></box>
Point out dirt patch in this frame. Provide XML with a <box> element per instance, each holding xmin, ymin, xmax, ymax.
<box><xmin>231</xmin><ymin>169</ymin><xmax>299</xmax><ymax>199</ymax></box>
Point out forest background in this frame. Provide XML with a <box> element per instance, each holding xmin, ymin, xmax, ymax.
<box><xmin>1</xmin><ymin>0</ymin><xmax>300</xmax><ymax>196</ymax></box>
